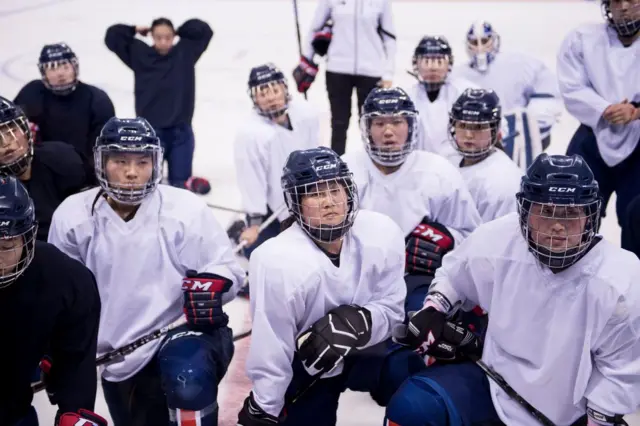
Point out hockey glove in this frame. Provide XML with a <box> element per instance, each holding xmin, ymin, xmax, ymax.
<box><xmin>185</xmin><ymin>176</ymin><xmax>211</xmax><ymax>195</ymax></box>
<box><xmin>311</xmin><ymin>21</ymin><xmax>333</xmax><ymax>57</ymax></box>
<box><xmin>296</xmin><ymin>304</ymin><xmax>372</xmax><ymax>376</ymax></box>
<box><xmin>292</xmin><ymin>57</ymin><xmax>318</xmax><ymax>94</ymax></box>
<box><xmin>394</xmin><ymin>307</ymin><xmax>482</xmax><ymax>363</ymax></box>
<box><xmin>587</xmin><ymin>408</ymin><xmax>629</xmax><ymax>426</ymax></box>
<box><xmin>58</xmin><ymin>409</ymin><xmax>108</xmax><ymax>426</ymax></box>
<box><xmin>182</xmin><ymin>270</ymin><xmax>232</xmax><ymax>328</ymax></box>
<box><xmin>238</xmin><ymin>392</ymin><xmax>282</xmax><ymax>425</ymax></box>
<box><xmin>227</xmin><ymin>219</ymin><xmax>247</xmax><ymax>244</ymax></box>
<box><xmin>406</xmin><ymin>219</ymin><xmax>454</xmax><ymax>276</ymax></box>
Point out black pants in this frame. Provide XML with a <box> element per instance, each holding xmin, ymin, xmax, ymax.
<box><xmin>325</xmin><ymin>71</ymin><xmax>380</xmax><ymax>155</ymax></box>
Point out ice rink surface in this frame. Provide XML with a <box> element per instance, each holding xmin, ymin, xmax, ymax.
<box><xmin>0</xmin><ymin>0</ymin><xmax>637</xmax><ymax>424</ymax></box>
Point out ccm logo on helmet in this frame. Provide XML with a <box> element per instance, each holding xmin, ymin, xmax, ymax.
<box><xmin>549</xmin><ymin>187</ymin><xmax>576</xmax><ymax>193</ymax></box>
<box><xmin>121</xmin><ymin>136</ymin><xmax>143</xmax><ymax>141</ymax></box>
<box><xmin>316</xmin><ymin>163</ymin><xmax>338</xmax><ymax>171</ymax></box>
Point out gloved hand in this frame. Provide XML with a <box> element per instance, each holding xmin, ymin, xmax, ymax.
<box><xmin>406</xmin><ymin>219</ymin><xmax>454</xmax><ymax>275</ymax></box>
<box><xmin>311</xmin><ymin>21</ymin><xmax>332</xmax><ymax>56</ymax></box>
<box><xmin>292</xmin><ymin>57</ymin><xmax>318</xmax><ymax>93</ymax></box>
<box><xmin>58</xmin><ymin>409</ymin><xmax>108</xmax><ymax>426</ymax></box>
<box><xmin>182</xmin><ymin>270</ymin><xmax>232</xmax><ymax>328</ymax></box>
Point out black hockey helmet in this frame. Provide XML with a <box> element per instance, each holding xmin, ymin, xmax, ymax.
<box><xmin>412</xmin><ymin>36</ymin><xmax>453</xmax><ymax>92</ymax></box>
<box><xmin>360</xmin><ymin>87</ymin><xmax>419</xmax><ymax>166</ymax></box>
<box><xmin>0</xmin><ymin>96</ymin><xmax>34</xmax><ymax>177</ymax></box>
<box><xmin>516</xmin><ymin>153</ymin><xmax>601</xmax><ymax>270</ymax></box>
<box><xmin>449</xmin><ymin>88</ymin><xmax>502</xmax><ymax>159</ymax></box>
<box><xmin>602</xmin><ymin>0</ymin><xmax>640</xmax><ymax>37</ymax></box>
<box><xmin>38</xmin><ymin>43</ymin><xmax>79</xmax><ymax>95</ymax></box>
<box><xmin>94</xmin><ymin>117</ymin><xmax>163</xmax><ymax>205</ymax></box>
<box><xmin>281</xmin><ymin>147</ymin><xmax>359</xmax><ymax>243</ymax></box>
<box><xmin>247</xmin><ymin>63</ymin><xmax>291</xmax><ymax>119</ymax></box>
<box><xmin>0</xmin><ymin>175</ymin><xmax>37</xmax><ymax>289</ymax></box>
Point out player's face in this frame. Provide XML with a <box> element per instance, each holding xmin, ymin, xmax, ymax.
<box><xmin>300</xmin><ymin>180</ymin><xmax>349</xmax><ymax>228</ymax></box>
<box><xmin>43</xmin><ymin>62</ymin><xmax>75</xmax><ymax>86</ymax></box>
<box><xmin>467</xmin><ymin>36</ymin><xmax>494</xmax><ymax>55</ymax></box>
<box><xmin>369</xmin><ymin>115</ymin><xmax>409</xmax><ymax>151</ymax></box>
<box><xmin>0</xmin><ymin>122</ymin><xmax>29</xmax><ymax>166</ymax></box>
<box><xmin>610</xmin><ymin>0</ymin><xmax>640</xmax><ymax>24</ymax></box>
<box><xmin>454</xmin><ymin>121</ymin><xmax>492</xmax><ymax>153</ymax></box>
<box><xmin>527</xmin><ymin>203</ymin><xmax>588</xmax><ymax>253</ymax></box>
<box><xmin>104</xmin><ymin>152</ymin><xmax>154</xmax><ymax>189</ymax></box>
<box><xmin>253</xmin><ymin>82</ymin><xmax>287</xmax><ymax>114</ymax></box>
<box><xmin>152</xmin><ymin>24</ymin><xmax>175</xmax><ymax>55</ymax></box>
<box><xmin>416</xmin><ymin>55</ymin><xmax>449</xmax><ymax>83</ymax></box>
<box><xmin>0</xmin><ymin>236</ymin><xmax>24</xmax><ymax>276</ymax></box>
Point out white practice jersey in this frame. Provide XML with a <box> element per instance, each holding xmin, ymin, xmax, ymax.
<box><xmin>342</xmin><ymin>149</ymin><xmax>481</xmax><ymax>243</ymax></box>
<box><xmin>454</xmin><ymin>51</ymin><xmax>562</xmax><ymax>139</ymax></box>
<box><xmin>557</xmin><ymin>23</ymin><xmax>640</xmax><ymax>167</ymax></box>
<box><xmin>405</xmin><ymin>78</ymin><xmax>477</xmax><ymax>161</ymax></box>
<box><xmin>48</xmin><ymin>186</ymin><xmax>245</xmax><ymax>382</ymax></box>
<box><xmin>458</xmin><ymin>149</ymin><xmax>523</xmax><ymax>223</ymax></box>
<box><xmin>429</xmin><ymin>213</ymin><xmax>640</xmax><ymax>425</ymax></box>
<box><xmin>234</xmin><ymin>98</ymin><xmax>320</xmax><ymax>222</ymax></box>
<box><xmin>246</xmin><ymin>210</ymin><xmax>406</xmax><ymax>417</ymax></box>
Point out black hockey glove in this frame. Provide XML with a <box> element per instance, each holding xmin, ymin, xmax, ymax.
<box><xmin>292</xmin><ymin>56</ymin><xmax>318</xmax><ymax>94</ymax></box>
<box><xmin>227</xmin><ymin>219</ymin><xmax>246</xmax><ymax>244</ymax></box>
<box><xmin>296</xmin><ymin>304</ymin><xmax>372</xmax><ymax>376</ymax></box>
<box><xmin>406</xmin><ymin>219</ymin><xmax>455</xmax><ymax>276</ymax></box>
<box><xmin>394</xmin><ymin>307</ymin><xmax>482</xmax><ymax>363</ymax></box>
<box><xmin>311</xmin><ymin>21</ymin><xmax>332</xmax><ymax>56</ymax></box>
<box><xmin>586</xmin><ymin>408</ymin><xmax>629</xmax><ymax>426</ymax></box>
<box><xmin>238</xmin><ymin>392</ymin><xmax>282</xmax><ymax>425</ymax></box>
<box><xmin>182</xmin><ymin>270</ymin><xmax>232</xmax><ymax>328</ymax></box>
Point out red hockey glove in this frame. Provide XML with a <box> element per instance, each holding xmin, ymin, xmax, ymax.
<box><xmin>406</xmin><ymin>220</ymin><xmax>454</xmax><ymax>275</ymax></box>
<box><xmin>182</xmin><ymin>270</ymin><xmax>232</xmax><ymax>328</ymax></box>
<box><xmin>311</xmin><ymin>21</ymin><xmax>333</xmax><ymax>57</ymax></box>
<box><xmin>58</xmin><ymin>409</ymin><xmax>108</xmax><ymax>426</ymax></box>
<box><xmin>185</xmin><ymin>176</ymin><xmax>211</xmax><ymax>195</ymax></box>
<box><xmin>292</xmin><ymin>57</ymin><xmax>318</xmax><ymax>93</ymax></box>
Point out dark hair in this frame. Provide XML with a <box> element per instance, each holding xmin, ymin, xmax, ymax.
<box><xmin>151</xmin><ymin>17</ymin><xmax>175</xmax><ymax>33</ymax></box>
<box><xmin>280</xmin><ymin>215</ymin><xmax>295</xmax><ymax>232</ymax></box>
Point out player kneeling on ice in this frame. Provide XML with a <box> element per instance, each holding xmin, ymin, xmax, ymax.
<box><xmin>48</xmin><ymin>117</ymin><xmax>245</xmax><ymax>426</ymax></box>
<box><xmin>385</xmin><ymin>153</ymin><xmax>640</xmax><ymax>426</ymax></box>
<box><xmin>450</xmin><ymin>88</ymin><xmax>523</xmax><ymax>223</ymax></box>
<box><xmin>237</xmin><ymin>147</ymin><xmax>406</xmax><ymax>426</ymax></box>
<box><xmin>0</xmin><ymin>176</ymin><xmax>100</xmax><ymax>426</ymax></box>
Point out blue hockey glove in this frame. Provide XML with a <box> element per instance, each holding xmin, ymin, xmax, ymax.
<box><xmin>182</xmin><ymin>270</ymin><xmax>232</xmax><ymax>328</ymax></box>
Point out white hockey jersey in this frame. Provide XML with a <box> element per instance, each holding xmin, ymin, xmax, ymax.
<box><xmin>246</xmin><ymin>210</ymin><xmax>406</xmax><ymax>417</ymax></box>
<box><xmin>458</xmin><ymin>149</ymin><xmax>523</xmax><ymax>223</ymax></box>
<box><xmin>234</xmin><ymin>98</ymin><xmax>320</xmax><ymax>222</ymax></box>
<box><xmin>342</xmin><ymin>149</ymin><xmax>481</xmax><ymax>243</ymax></box>
<box><xmin>404</xmin><ymin>78</ymin><xmax>478</xmax><ymax>160</ymax></box>
<box><xmin>454</xmin><ymin>51</ymin><xmax>562</xmax><ymax>139</ymax></box>
<box><xmin>429</xmin><ymin>213</ymin><xmax>640</xmax><ymax>425</ymax></box>
<box><xmin>557</xmin><ymin>23</ymin><xmax>640</xmax><ymax>167</ymax></box>
<box><xmin>48</xmin><ymin>186</ymin><xmax>245</xmax><ymax>382</ymax></box>
<box><xmin>303</xmin><ymin>0</ymin><xmax>396</xmax><ymax>80</ymax></box>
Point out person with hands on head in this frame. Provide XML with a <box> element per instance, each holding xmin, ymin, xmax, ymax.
<box><xmin>293</xmin><ymin>0</ymin><xmax>397</xmax><ymax>155</ymax></box>
<box><xmin>105</xmin><ymin>17</ymin><xmax>213</xmax><ymax>194</ymax></box>
<box><xmin>385</xmin><ymin>153</ymin><xmax>640</xmax><ymax>426</ymax></box>
<box><xmin>237</xmin><ymin>147</ymin><xmax>406</xmax><ymax>426</ymax></box>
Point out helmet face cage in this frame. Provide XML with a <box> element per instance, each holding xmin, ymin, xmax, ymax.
<box><xmin>249</xmin><ymin>79</ymin><xmax>291</xmax><ymax>120</ymax></box>
<box><xmin>466</xmin><ymin>22</ymin><xmax>500</xmax><ymax>72</ymax></box>
<box><xmin>0</xmin><ymin>225</ymin><xmax>38</xmax><ymax>290</ymax></box>
<box><xmin>602</xmin><ymin>0</ymin><xmax>640</xmax><ymax>37</ymax></box>
<box><xmin>94</xmin><ymin>144</ymin><xmax>164</xmax><ymax>205</ymax></box>
<box><xmin>284</xmin><ymin>176</ymin><xmax>359</xmax><ymax>243</ymax></box>
<box><xmin>360</xmin><ymin>111</ymin><xmax>418</xmax><ymax>166</ymax></box>
<box><xmin>517</xmin><ymin>196</ymin><xmax>601</xmax><ymax>269</ymax></box>
<box><xmin>449</xmin><ymin>117</ymin><xmax>499</xmax><ymax>159</ymax></box>
<box><xmin>38</xmin><ymin>56</ymin><xmax>79</xmax><ymax>96</ymax></box>
<box><xmin>412</xmin><ymin>53</ymin><xmax>451</xmax><ymax>92</ymax></box>
<box><xmin>0</xmin><ymin>115</ymin><xmax>34</xmax><ymax>176</ymax></box>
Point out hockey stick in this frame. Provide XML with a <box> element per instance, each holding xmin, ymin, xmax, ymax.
<box><xmin>232</xmin><ymin>204</ymin><xmax>286</xmax><ymax>255</ymax></box>
<box><xmin>292</xmin><ymin>0</ymin><xmax>308</xmax><ymax>100</ymax></box>
<box><xmin>207</xmin><ymin>203</ymin><xmax>247</xmax><ymax>214</ymax></box>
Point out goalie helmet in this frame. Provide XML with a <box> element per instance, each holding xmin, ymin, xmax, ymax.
<box><xmin>466</xmin><ymin>21</ymin><xmax>501</xmax><ymax>72</ymax></box>
<box><xmin>516</xmin><ymin>153</ymin><xmax>601</xmax><ymax>270</ymax></box>
<box><xmin>38</xmin><ymin>43</ymin><xmax>79</xmax><ymax>95</ymax></box>
<box><xmin>601</xmin><ymin>0</ymin><xmax>640</xmax><ymax>37</ymax></box>
<box><xmin>281</xmin><ymin>147</ymin><xmax>359</xmax><ymax>243</ymax></box>
<box><xmin>412</xmin><ymin>36</ymin><xmax>453</xmax><ymax>92</ymax></box>
<box><xmin>94</xmin><ymin>117</ymin><xmax>163</xmax><ymax>205</ymax></box>
<box><xmin>0</xmin><ymin>96</ymin><xmax>34</xmax><ymax>176</ymax></box>
<box><xmin>449</xmin><ymin>88</ymin><xmax>502</xmax><ymax>159</ymax></box>
<box><xmin>247</xmin><ymin>63</ymin><xmax>291</xmax><ymax>120</ymax></box>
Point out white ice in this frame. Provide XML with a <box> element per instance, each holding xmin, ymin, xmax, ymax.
<box><xmin>0</xmin><ymin>0</ymin><xmax>637</xmax><ymax>424</ymax></box>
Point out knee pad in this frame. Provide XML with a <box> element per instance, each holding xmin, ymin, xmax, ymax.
<box><xmin>375</xmin><ymin>347</ymin><xmax>427</xmax><ymax>406</ymax></box>
<box><xmin>385</xmin><ymin>374</ymin><xmax>462</xmax><ymax>426</ymax></box>
<box><xmin>158</xmin><ymin>331</ymin><xmax>220</xmax><ymax>425</ymax></box>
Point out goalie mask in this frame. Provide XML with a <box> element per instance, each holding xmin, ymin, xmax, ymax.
<box><xmin>281</xmin><ymin>147</ymin><xmax>359</xmax><ymax>243</ymax></box>
<box><xmin>449</xmin><ymin>88</ymin><xmax>502</xmax><ymax>159</ymax></box>
<box><xmin>466</xmin><ymin>21</ymin><xmax>500</xmax><ymax>72</ymax></box>
<box><xmin>0</xmin><ymin>97</ymin><xmax>34</xmax><ymax>177</ymax></box>
<box><xmin>38</xmin><ymin>43</ymin><xmax>79</xmax><ymax>96</ymax></box>
<box><xmin>412</xmin><ymin>36</ymin><xmax>453</xmax><ymax>93</ymax></box>
<box><xmin>94</xmin><ymin>117</ymin><xmax>163</xmax><ymax>205</ymax></box>
<box><xmin>248</xmin><ymin>63</ymin><xmax>291</xmax><ymax>120</ymax></box>
<box><xmin>602</xmin><ymin>0</ymin><xmax>640</xmax><ymax>37</ymax></box>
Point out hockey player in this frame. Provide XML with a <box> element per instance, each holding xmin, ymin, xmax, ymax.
<box><xmin>105</xmin><ymin>17</ymin><xmax>213</xmax><ymax>193</ymax></box>
<box><xmin>0</xmin><ymin>176</ymin><xmax>101</xmax><ymax>426</ymax></box>
<box><xmin>451</xmin><ymin>88</ymin><xmax>523</xmax><ymax>222</ymax></box>
<box><xmin>405</xmin><ymin>36</ymin><xmax>478</xmax><ymax>161</ymax></box>
<box><xmin>386</xmin><ymin>154</ymin><xmax>640</xmax><ymax>426</ymax></box>
<box><xmin>232</xmin><ymin>63</ymin><xmax>320</xmax><ymax>260</ymax></box>
<box><xmin>13</xmin><ymin>43</ymin><xmax>115</xmax><ymax>184</ymax></box>
<box><xmin>557</xmin><ymin>0</ymin><xmax>640</xmax><ymax>246</ymax></box>
<box><xmin>454</xmin><ymin>21</ymin><xmax>562</xmax><ymax>166</ymax></box>
<box><xmin>0</xmin><ymin>96</ymin><xmax>88</xmax><ymax>240</ymax></box>
<box><xmin>237</xmin><ymin>147</ymin><xmax>406</xmax><ymax>426</ymax></box>
<box><xmin>48</xmin><ymin>117</ymin><xmax>245</xmax><ymax>426</ymax></box>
